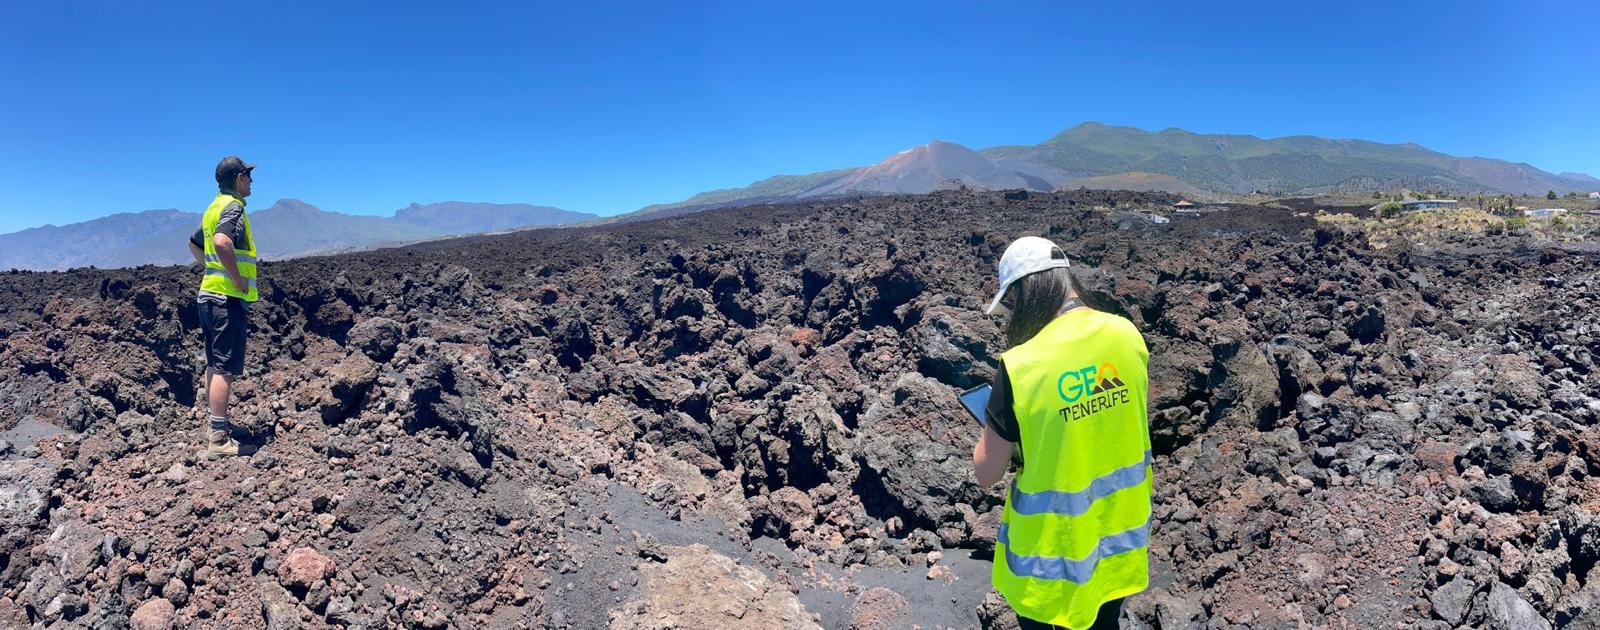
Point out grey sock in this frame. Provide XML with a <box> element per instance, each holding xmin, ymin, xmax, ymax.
<box><xmin>209</xmin><ymin>415</ymin><xmax>229</xmax><ymax>432</ymax></box>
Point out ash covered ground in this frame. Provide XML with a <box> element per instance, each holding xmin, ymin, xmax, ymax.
<box><xmin>0</xmin><ymin>189</ymin><xmax>1597</xmax><ymax>629</ymax></box>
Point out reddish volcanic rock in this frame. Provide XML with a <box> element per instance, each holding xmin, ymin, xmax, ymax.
<box><xmin>278</xmin><ymin>548</ymin><xmax>335</xmax><ymax>590</ymax></box>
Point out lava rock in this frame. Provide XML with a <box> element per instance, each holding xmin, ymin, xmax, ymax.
<box><xmin>1349</xmin><ymin>304</ymin><xmax>1386</xmax><ymax>342</ymax></box>
<box><xmin>1207</xmin><ymin>320</ymin><xmax>1280</xmax><ymax>429</ymax></box>
<box><xmin>161</xmin><ymin>577</ymin><xmax>189</xmax><ymax>607</ymax></box>
<box><xmin>129</xmin><ymin>597</ymin><xmax>175</xmax><ymax>630</ymax></box>
<box><xmin>42</xmin><ymin>520</ymin><xmax>106</xmax><ymax>584</ymax></box>
<box><xmin>1430</xmin><ymin>577</ymin><xmax>1477</xmax><ymax>625</ymax></box>
<box><xmin>318</xmin><ymin>353</ymin><xmax>377</xmax><ymax>424</ymax></box>
<box><xmin>634</xmin><ymin>532</ymin><xmax>668</xmax><ymax>563</ymax></box>
<box><xmin>975</xmin><ymin>591</ymin><xmax>1022</xmax><ymax>630</ymax></box>
<box><xmin>260</xmin><ymin>581</ymin><xmax>302</xmax><ymax>630</ymax></box>
<box><xmin>757</xmin><ymin>487</ymin><xmax>817</xmax><ymax>537</ymax></box>
<box><xmin>346</xmin><ymin>316</ymin><xmax>403</xmax><ymax>362</ymax></box>
<box><xmin>1267</xmin><ymin>335</ymin><xmax>1323</xmax><ymax>399</ymax></box>
<box><xmin>1154</xmin><ymin>589</ymin><xmax>1204</xmax><ymax>630</ymax></box>
<box><xmin>1477</xmin><ymin>476</ymin><xmax>1520</xmax><ymax>513</ymax></box>
<box><xmin>278</xmin><ymin>547</ymin><xmax>335</xmax><ymax>591</ymax></box>
<box><xmin>850</xmin><ymin>587</ymin><xmax>910</xmax><ymax>630</ymax></box>
<box><xmin>0</xmin><ymin>460</ymin><xmax>56</xmax><ymax>554</ymax></box>
<box><xmin>159</xmin><ymin>461</ymin><xmax>190</xmax><ymax>484</ymax></box>
<box><xmin>910</xmin><ymin>300</ymin><xmax>998</xmax><ymax>389</ymax></box>
<box><xmin>857</xmin><ymin>373</ymin><xmax>986</xmax><ymax>529</ymax></box>
<box><xmin>2</xmin><ymin>186</ymin><xmax>1596</xmax><ymax>630</ymax></box>
<box><xmin>440</xmin><ymin>447</ymin><xmax>490</xmax><ymax>488</ymax></box>
<box><xmin>307</xmin><ymin>299</ymin><xmax>356</xmax><ymax>340</ymax></box>
<box><xmin>1487</xmin><ymin>354</ymin><xmax>1545</xmax><ymax>410</ymax></box>
<box><xmin>1486</xmin><ymin>581</ymin><xmax>1550</xmax><ymax>630</ymax></box>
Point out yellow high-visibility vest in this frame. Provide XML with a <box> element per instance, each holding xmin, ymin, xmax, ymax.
<box><xmin>993</xmin><ymin>308</ymin><xmax>1152</xmax><ymax>629</ymax></box>
<box><xmin>198</xmin><ymin>193</ymin><xmax>259</xmax><ymax>302</ymax></box>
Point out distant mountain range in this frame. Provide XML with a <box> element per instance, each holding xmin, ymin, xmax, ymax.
<box><xmin>5</xmin><ymin>122</ymin><xmax>1595</xmax><ymax>269</ymax></box>
<box><xmin>393</xmin><ymin>201</ymin><xmax>590</xmax><ymax>233</ymax></box>
<box><xmin>0</xmin><ymin>200</ymin><xmax>595</xmax><ymax>271</ymax></box>
<box><xmin>620</xmin><ymin>122</ymin><xmax>1599</xmax><ymax>221</ymax></box>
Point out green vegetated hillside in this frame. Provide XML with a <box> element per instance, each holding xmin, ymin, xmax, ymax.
<box><xmin>628</xmin><ymin>123</ymin><xmax>1596</xmax><ymax>218</ymax></box>
<box><xmin>985</xmin><ymin>123</ymin><xmax>1594</xmax><ymax>195</ymax></box>
<box><xmin>1055</xmin><ymin>171</ymin><xmax>1211</xmax><ymax>198</ymax></box>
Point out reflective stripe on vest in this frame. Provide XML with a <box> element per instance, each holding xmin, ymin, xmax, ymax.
<box><xmin>1009</xmin><ymin>450</ymin><xmax>1153</xmax><ymax>517</ymax></box>
<box><xmin>202</xmin><ymin>268</ymin><xmax>259</xmax><ymax>289</ymax></box>
<box><xmin>992</xmin><ymin>308</ymin><xmax>1152</xmax><ymax>630</ymax></box>
<box><xmin>198</xmin><ymin>192</ymin><xmax>259</xmax><ymax>302</ymax></box>
<box><xmin>203</xmin><ymin>253</ymin><xmax>258</xmax><ymax>265</ymax></box>
<box><xmin>997</xmin><ymin>520</ymin><xmax>1150</xmax><ymax>583</ymax></box>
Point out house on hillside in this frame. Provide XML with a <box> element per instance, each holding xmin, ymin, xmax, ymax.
<box><xmin>1401</xmin><ymin>199</ymin><xmax>1458</xmax><ymax>212</ymax></box>
<box><xmin>1588</xmin><ymin>192</ymin><xmax>1599</xmax><ymax>199</ymax></box>
<box><xmin>1173</xmin><ymin>200</ymin><xmax>1196</xmax><ymax>209</ymax></box>
<box><xmin>1524</xmin><ymin>208</ymin><xmax>1567</xmax><ymax>218</ymax></box>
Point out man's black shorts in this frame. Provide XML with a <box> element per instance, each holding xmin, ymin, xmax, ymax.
<box><xmin>198</xmin><ymin>298</ymin><xmax>248</xmax><ymax>377</ymax></box>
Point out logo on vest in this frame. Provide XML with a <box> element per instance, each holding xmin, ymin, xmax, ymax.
<box><xmin>1055</xmin><ymin>362</ymin><xmax>1131</xmax><ymax>422</ymax></box>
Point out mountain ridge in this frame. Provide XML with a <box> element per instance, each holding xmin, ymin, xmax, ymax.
<box><xmin>624</xmin><ymin>123</ymin><xmax>1596</xmax><ymax>218</ymax></box>
<box><xmin>395</xmin><ymin>201</ymin><xmax>595</xmax><ymax>234</ymax></box>
<box><xmin>801</xmin><ymin>140</ymin><xmax>1034</xmax><ymax>197</ymax></box>
<box><xmin>6</xmin><ymin>123</ymin><xmax>1594</xmax><ymax>268</ymax></box>
<box><xmin>0</xmin><ymin>199</ymin><xmax>596</xmax><ymax>271</ymax></box>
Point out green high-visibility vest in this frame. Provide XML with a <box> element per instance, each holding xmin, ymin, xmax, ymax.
<box><xmin>993</xmin><ymin>308</ymin><xmax>1152</xmax><ymax>629</ymax></box>
<box><xmin>199</xmin><ymin>193</ymin><xmax>259</xmax><ymax>302</ymax></box>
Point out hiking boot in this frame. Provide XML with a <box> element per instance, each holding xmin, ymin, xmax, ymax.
<box><xmin>207</xmin><ymin>430</ymin><xmax>251</xmax><ymax>457</ymax></box>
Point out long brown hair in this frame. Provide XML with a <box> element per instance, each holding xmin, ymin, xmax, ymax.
<box><xmin>1003</xmin><ymin>264</ymin><xmax>1085</xmax><ymax>348</ymax></box>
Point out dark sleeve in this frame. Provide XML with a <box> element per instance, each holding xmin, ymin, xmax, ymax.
<box><xmin>985</xmin><ymin>360</ymin><xmax>1021</xmax><ymax>443</ymax></box>
<box><xmin>189</xmin><ymin>228</ymin><xmax>204</xmax><ymax>249</ymax></box>
<box><xmin>214</xmin><ymin>202</ymin><xmax>246</xmax><ymax>243</ymax></box>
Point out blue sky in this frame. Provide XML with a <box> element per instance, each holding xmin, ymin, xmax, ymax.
<box><xmin>1</xmin><ymin>0</ymin><xmax>1596</xmax><ymax>234</ymax></box>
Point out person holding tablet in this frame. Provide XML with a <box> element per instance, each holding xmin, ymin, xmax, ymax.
<box><xmin>971</xmin><ymin>236</ymin><xmax>1152</xmax><ymax>630</ymax></box>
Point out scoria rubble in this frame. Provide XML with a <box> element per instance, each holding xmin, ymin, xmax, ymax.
<box><xmin>0</xmin><ymin>189</ymin><xmax>1597</xmax><ymax>628</ymax></box>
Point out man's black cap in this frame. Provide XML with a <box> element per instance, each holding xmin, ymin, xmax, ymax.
<box><xmin>215</xmin><ymin>156</ymin><xmax>256</xmax><ymax>187</ymax></box>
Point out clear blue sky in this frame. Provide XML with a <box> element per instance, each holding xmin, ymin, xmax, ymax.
<box><xmin>2</xmin><ymin>0</ymin><xmax>1596</xmax><ymax>234</ymax></box>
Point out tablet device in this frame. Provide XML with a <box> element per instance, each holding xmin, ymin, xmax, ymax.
<box><xmin>959</xmin><ymin>384</ymin><xmax>991</xmax><ymax>426</ymax></box>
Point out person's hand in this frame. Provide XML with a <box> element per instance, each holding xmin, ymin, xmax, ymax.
<box><xmin>231</xmin><ymin>273</ymin><xmax>248</xmax><ymax>292</ymax></box>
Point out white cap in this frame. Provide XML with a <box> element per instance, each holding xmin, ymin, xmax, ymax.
<box><xmin>985</xmin><ymin>236</ymin><xmax>1070</xmax><ymax>315</ymax></box>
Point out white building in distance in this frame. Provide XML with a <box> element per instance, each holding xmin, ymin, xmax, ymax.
<box><xmin>1401</xmin><ymin>199</ymin><xmax>1458</xmax><ymax>212</ymax></box>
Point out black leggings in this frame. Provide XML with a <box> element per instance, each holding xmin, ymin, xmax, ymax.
<box><xmin>1017</xmin><ymin>598</ymin><xmax>1123</xmax><ymax>630</ymax></box>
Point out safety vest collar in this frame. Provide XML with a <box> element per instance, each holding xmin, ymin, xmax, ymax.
<box><xmin>1032</xmin><ymin>306</ymin><xmax>1094</xmax><ymax>341</ymax></box>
